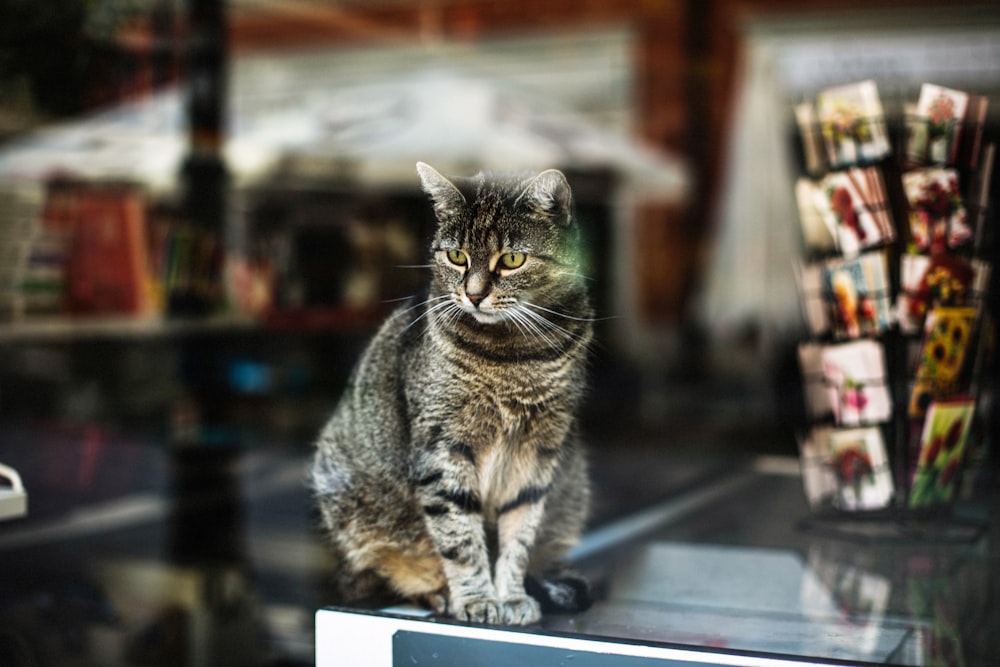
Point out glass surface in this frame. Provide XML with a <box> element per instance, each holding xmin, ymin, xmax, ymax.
<box><xmin>559</xmin><ymin>470</ymin><xmax>998</xmax><ymax>666</ymax></box>
<box><xmin>0</xmin><ymin>435</ymin><xmax>996</xmax><ymax>666</ymax></box>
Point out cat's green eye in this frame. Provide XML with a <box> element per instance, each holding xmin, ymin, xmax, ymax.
<box><xmin>446</xmin><ymin>249</ymin><xmax>468</xmax><ymax>267</ymax></box>
<box><xmin>499</xmin><ymin>252</ymin><xmax>526</xmax><ymax>270</ymax></box>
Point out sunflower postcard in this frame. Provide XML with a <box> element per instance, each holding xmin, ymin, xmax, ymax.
<box><xmin>908</xmin><ymin>307</ymin><xmax>978</xmax><ymax>418</ymax></box>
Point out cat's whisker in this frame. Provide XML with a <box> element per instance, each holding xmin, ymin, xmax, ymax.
<box><xmin>394</xmin><ymin>264</ymin><xmax>434</xmax><ymax>269</ymax></box>
<box><xmin>515</xmin><ymin>304</ymin><xmax>576</xmax><ymax>349</ymax></box>
<box><xmin>516</xmin><ymin>304</ymin><xmax>582</xmax><ymax>342</ymax></box>
<box><xmin>396</xmin><ymin>293</ymin><xmax>451</xmax><ymax>317</ymax></box>
<box><xmin>521</xmin><ymin>301</ymin><xmax>618</xmax><ymax>323</ymax></box>
<box><xmin>507</xmin><ymin>308</ymin><xmax>561</xmax><ymax>351</ymax></box>
<box><xmin>403</xmin><ymin>298</ymin><xmax>458</xmax><ymax>332</ymax></box>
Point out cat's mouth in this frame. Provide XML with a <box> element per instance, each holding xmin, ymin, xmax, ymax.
<box><xmin>457</xmin><ymin>295</ymin><xmax>509</xmax><ymax>324</ymax></box>
<box><xmin>465</xmin><ymin>304</ymin><xmax>507</xmax><ymax>324</ymax></box>
<box><xmin>470</xmin><ymin>310</ymin><xmax>507</xmax><ymax>324</ymax></box>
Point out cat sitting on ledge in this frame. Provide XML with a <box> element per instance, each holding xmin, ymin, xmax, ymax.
<box><xmin>310</xmin><ymin>162</ymin><xmax>594</xmax><ymax>625</ymax></box>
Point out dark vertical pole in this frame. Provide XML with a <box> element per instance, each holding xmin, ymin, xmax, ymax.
<box><xmin>169</xmin><ymin>1</ymin><xmax>243</xmax><ymax>573</ymax></box>
<box><xmin>174</xmin><ymin>0</ymin><xmax>228</xmax><ymax>316</ymax></box>
<box><xmin>150</xmin><ymin>0</ymin><xmax>177</xmax><ymax>90</ymax></box>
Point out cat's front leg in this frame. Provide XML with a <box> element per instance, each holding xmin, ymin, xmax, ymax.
<box><xmin>415</xmin><ymin>449</ymin><xmax>500</xmax><ymax>623</ymax></box>
<box><xmin>494</xmin><ymin>491</ymin><xmax>549</xmax><ymax>625</ymax></box>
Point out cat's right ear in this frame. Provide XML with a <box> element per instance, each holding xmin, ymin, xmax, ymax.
<box><xmin>417</xmin><ymin>162</ymin><xmax>466</xmax><ymax>221</ymax></box>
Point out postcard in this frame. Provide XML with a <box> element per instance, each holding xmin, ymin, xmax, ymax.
<box><xmin>909</xmin><ymin>397</ymin><xmax>975</xmax><ymax>508</ymax></box>
<box><xmin>807</xmin><ymin>167</ymin><xmax>894</xmax><ymax>256</ymax></box>
<box><xmin>901</xmin><ymin>168</ymin><xmax>970</xmax><ymax>252</ymax></box>
<box><xmin>797</xmin><ymin>252</ymin><xmax>891</xmax><ymax>339</ymax></box>
<box><xmin>897</xmin><ymin>254</ymin><xmax>987</xmax><ymax>335</ymax></box>
<box><xmin>799</xmin><ymin>340</ymin><xmax>892</xmax><ymax>426</ymax></box>
<box><xmin>908</xmin><ymin>307</ymin><xmax>978</xmax><ymax>418</ymax></box>
<box><xmin>816</xmin><ymin>81</ymin><xmax>891</xmax><ymax>169</ymax></box>
<box><xmin>906</xmin><ymin>84</ymin><xmax>969</xmax><ymax>167</ymax></box>
<box><xmin>799</xmin><ymin>425</ymin><xmax>894</xmax><ymax>511</ymax></box>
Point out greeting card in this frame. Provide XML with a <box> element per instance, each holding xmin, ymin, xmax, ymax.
<box><xmin>799</xmin><ymin>425</ymin><xmax>894</xmax><ymax>511</ymax></box>
<box><xmin>816</xmin><ymin>81</ymin><xmax>891</xmax><ymax>169</ymax></box>
<box><xmin>908</xmin><ymin>307</ymin><xmax>977</xmax><ymax>418</ymax></box>
<box><xmin>797</xmin><ymin>252</ymin><xmax>891</xmax><ymax>339</ymax></box>
<box><xmin>909</xmin><ymin>398</ymin><xmax>975</xmax><ymax>508</ymax></box>
<box><xmin>799</xmin><ymin>340</ymin><xmax>892</xmax><ymax>426</ymax></box>
<box><xmin>795</xmin><ymin>177</ymin><xmax>837</xmax><ymax>253</ymax></box>
<box><xmin>902</xmin><ymin>168</ymin><xmax>970</xmax><ymax>252</ymax></box>
<box><xmin>897</xmin><ymin>254</ymin><xmax>988</xmax><ymax>334</ymax></box>
<box><xmin>804</xmin><ymin>167</ymin><xmax>894</xmax><ymax>257</ymax></box>
<box><xmin>905</xmin><ymin>84</ymin><xmax>969</xmax><ymax>167</ymax></box>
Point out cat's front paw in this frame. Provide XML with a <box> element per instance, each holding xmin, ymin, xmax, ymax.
<box><xmin>451</xmin><ymin>595</ymin><xmax>502</xmax><ymax>624</ymax></box>
<box><xmin>501</xmin><ymin>595</ymin><xmax>541</xmax><ymax>625</ymax></box>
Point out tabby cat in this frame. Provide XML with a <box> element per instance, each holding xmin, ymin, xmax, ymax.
<box><xmin>310</xmin><ymin>162</ymin><xmax>593</xmax><ymax>625</ymax></box>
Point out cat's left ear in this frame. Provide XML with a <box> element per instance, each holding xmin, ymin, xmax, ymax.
<box><xmin>517</xmin><ymin>169</ymin><xmax>573</xmax><ymax>227</ymax></box>
<box><xmin>417</xmin><ymin>162</ymin><xmax>466</xmax><ymax>222</ymax></box>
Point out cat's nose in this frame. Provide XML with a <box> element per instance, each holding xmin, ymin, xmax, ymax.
<box><xmin>467</xmin><ymin>292</ymin><xmax>486</xmax><ymax>307</ymax></box>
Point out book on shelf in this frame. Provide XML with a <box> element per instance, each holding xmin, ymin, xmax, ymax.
<box><xmin>63</xmin><ymin>185</ymin><xmax>157</xmax><ymax>317</ymax></box>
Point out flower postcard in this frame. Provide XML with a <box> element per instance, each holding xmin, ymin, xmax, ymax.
<box><xmin>797</xmin><ymin>251</ymin><xmax>891</xmax><ymax>339</ymax></box>
<box><xmin>799</xmin><ymin>340</ymin><xmax>892</xmax><ymax>427</ymax></box>
<box><xmin>906</xmin><ymin>84</ymin><xmax>969</xmax><ymax>167</ymax></box>
<box><xmin>799</xmin><ymin>425</ymin><xmax>894</xmax><ymax>511</ymax></box>
<box><xmin>909</xmin><ymin>397</ymin><xmax>975</xmax><ymax>508</ymax></box>
<box><xmin>805</xmin><ymin>167</ymin><xmax>894</xmax><ymax>257</ymax></box>
<box><xmin>816</xmin><ymin>81</ymin><xmax>891</xmax><ymax>169</ymax></box>
<box><xmin>901</xmin><ymin>168</ymin><xmax>970</xmax><ymax>252</ymax></box>
<box><xmin>908</xmin><ymin>307</ymin><xmax>978</xmax><ymax>418</ymax></box>
<box><xmin>896</xmin><ymin>254</ymin><xmax>987</xmax><ymax>335</ymax></box>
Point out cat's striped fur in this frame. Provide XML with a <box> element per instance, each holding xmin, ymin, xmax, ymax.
<box><xmin>310</xmin><ymin>162</ymin><xmax>593</xmax><ymax>625</ymax></box>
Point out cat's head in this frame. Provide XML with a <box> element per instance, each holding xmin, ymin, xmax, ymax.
<box><xmin>417</xmin><ymin>162</ymin><xmax>586</xmax><ymax>326</ymax></box>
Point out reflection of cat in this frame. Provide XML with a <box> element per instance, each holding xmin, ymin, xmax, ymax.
<box><xmin>311</xmin><ymin>163</ymin><xmax>594</xmax><ymax>625</ymax></box>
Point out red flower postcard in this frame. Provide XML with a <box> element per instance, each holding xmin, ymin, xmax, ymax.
<box><xmin>902</xmin><ymin>168</ymin><xmax>970</xmax><ymax>252</ymax></box>
<box><xmin>909</xmin><ymin>398</ymin><xmax>975</xmax><ymax>508</ymax></box>
<box><xmin>799</xmin><ymin>425</ymin><xmax>894</xmax><ymax>511</ymax></box>
<box><xmin>906</xmin><ymin>84</ymin><xmax>969</xmax><ymax>167</ymax></box>
<box><xmin>803</xmin><ymin>167</ymin><xmax>894</xmax><ymax>257</ymax></box>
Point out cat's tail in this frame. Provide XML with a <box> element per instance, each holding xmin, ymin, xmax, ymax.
<box><xmin>524</xmin><ymin>571</ymin><xmax>593</xmax><ymax>614</ymax></box>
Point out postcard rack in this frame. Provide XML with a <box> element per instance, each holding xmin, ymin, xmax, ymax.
<box><xmin>791</xmin><ymin>81</ymin><xmax>995</xmax><ymax>532</ymax></box>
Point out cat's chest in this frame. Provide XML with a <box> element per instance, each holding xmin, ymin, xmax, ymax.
<box><xmin>476</xmin><ymin>433</ymin><xmax>536</xmax><ymax>514</ymax></box>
